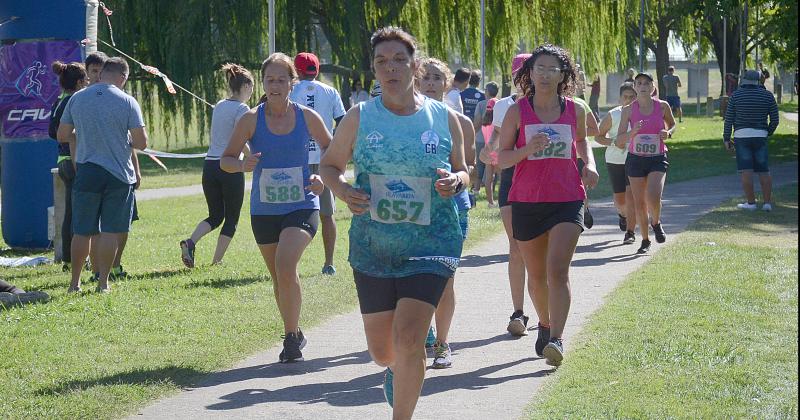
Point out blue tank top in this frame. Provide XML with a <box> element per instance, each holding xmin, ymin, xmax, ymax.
<box><xmin>249</xmin><ymin>102</ymin><xmax>319</xmax><ymax>215</ymax></box>
<box><xmin>349</xmin><ymin>96</ymin><xmax>464</xmax><ymax>278</ymax></box>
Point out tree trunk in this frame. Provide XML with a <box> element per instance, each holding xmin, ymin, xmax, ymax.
<box><xmin>654</xmin><ymin>24</ymin><xmax>670</xmax><ymax>99</ymax></box>
<box><xmin>706</xmin><ymin>17</ymin><xmax>741</xmax><ymax>96</ymax></box>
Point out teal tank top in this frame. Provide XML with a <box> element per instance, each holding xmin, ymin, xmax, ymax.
<box><xmin>349</xmin><ymin>96</ymin><xmax>464</xmax><ymax>278</ymax></box>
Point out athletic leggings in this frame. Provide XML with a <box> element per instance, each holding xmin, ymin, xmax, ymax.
<box><xmin>202</xmin><ymin>159</ymin><xmax>244</xmax><ymax>237</ymax></box>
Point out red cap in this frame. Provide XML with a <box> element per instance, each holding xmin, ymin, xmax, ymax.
<box><xmin>294</xmin><ymin>52</ymin><xmax>320</xmax><ymax>76</ymax></box>
<box><xmin>512</xmin><ymin>53</ymin><xmax>532</xmax><ymax>75</ymax></box>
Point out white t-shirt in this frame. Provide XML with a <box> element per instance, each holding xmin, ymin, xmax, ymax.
<box><xmin>206</xmin><ymin>99</ymin><xmax>250</xmax><ymax>160</ymax></box>
<box><xmin>289</xmin><ymin>79</ymin><xmax>346</xmax><ymax>164</ymax></box>
<box><xmin>444</xmin><ymin>88</ymin><xmax>464</xmax><ymax>114</ymax></box>
<box><xmin>604</xmin><ymin>106</ymin><xmax>628</xmax><ymax>165</ymax></box>
<box><xmin>349</xmin><ymin>90</ymin><xmax>369</xmax><ymax>108</ymax></box>
<box><xmin>492</xmin><ymin>95</ymin><xmax>516</xmax><ymax>128</ymax></box>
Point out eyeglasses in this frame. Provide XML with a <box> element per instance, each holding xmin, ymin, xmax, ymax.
<box><xmin>532</xmin><ymin>66</ymin><xmax>562</xmax><ymax>77</ymax></box>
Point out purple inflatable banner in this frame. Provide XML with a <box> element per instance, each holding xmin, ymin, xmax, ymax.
<box><xmin>0</xmin><ymin>40</ymin><xmax>81</xmax><ymax>138</ymax></box>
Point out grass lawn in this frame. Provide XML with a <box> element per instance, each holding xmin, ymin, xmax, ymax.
<box><xmin>0</xmin><ymin>192</ymin><xmax>504</xmax><ymax>419</ymax></box>
<box><xmin>526</xmin><ymin>183</ymin><xmax>798</xmax><ymax>419</ymax></box>
<box><xmin>137</xmin><ymin>115</ymin><xmax>798</xmax><ymax>196</ymax></box>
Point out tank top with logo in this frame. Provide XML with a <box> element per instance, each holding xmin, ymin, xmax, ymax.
<box><xmin>349</xmin><ymin>96</ymin><xmax>464</xmax><ymax>278</ymax></box>
<box><xmin>509</xmin><ymin>96</ymin><xmax>586</xmax><ymax>203</ymax></box>
<box><xmin>249</xmin><ymin>102</ymin><xmax>319</xmax><ymax>215</ymax></box>
<box><xmin>628</xmin><ymin>100</ymin><xmax>667</xmax><ymax>157</ymax></box>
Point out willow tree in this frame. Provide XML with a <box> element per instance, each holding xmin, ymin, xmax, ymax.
<box><xmin>100</xmin><ymin>0</ymin><xmax>628</xmax><ymax>143</ymax></box>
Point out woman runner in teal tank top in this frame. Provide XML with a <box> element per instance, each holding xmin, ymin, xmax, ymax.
<box><xmin>222</xmin><ymin>53</ymin><xmax>332</xmax><ymax>364</ymax></box>
<box><xmin>321</xmin><ymin>27</ymin><xmax>469</xmax><ymax>418</ymax></box>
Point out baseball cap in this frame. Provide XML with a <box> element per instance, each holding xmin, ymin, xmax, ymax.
<box><xmin>740</xmin><ymin>69</ymin><xmax>761</xmax><ymax>85</ymax></box>
<box><xmin>512</xmin><ymin>53</ymin><xmax>532</xmax><ymax>76</ymax></box>
<box><xmin>294</xmin><ymin>52</ymin><xmax>320</xmax><ymax>76</ymax></box>
<box><xmin>634</xmin><ymin>72</ymin><xmax>654</xmax><ymax>82</ymax></box>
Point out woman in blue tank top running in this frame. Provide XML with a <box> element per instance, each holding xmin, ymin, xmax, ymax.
<box><xmin>221</xmin><ymin>53</ymin><xmax>333</xmax><ymax>364</ymax></box>
<box><xmin>320</xmin><ymin>27</ymin><xmax>469</xmax><ymax>419</ymax></box>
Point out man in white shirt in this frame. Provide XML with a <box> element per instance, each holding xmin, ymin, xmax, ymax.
<box><xmin>289</xmin><ymin>52</ymin><xmax>346</xmax><ymax>275</ymax></box>
<box><xmin>444</xmin><ymin>67</ymin><xmax>469</xmax><ymax>114</ymax></box>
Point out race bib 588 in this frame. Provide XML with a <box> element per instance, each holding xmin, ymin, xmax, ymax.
<box><xmin>259</xmin><ymin>166</ymin><xmax>305</xmax><ymax>204</ymax></box>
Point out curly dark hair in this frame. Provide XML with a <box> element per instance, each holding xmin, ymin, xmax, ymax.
<box><xmin>513</xmin><ymin>44</ymin><xmax>576</xmax><ymax>99</ymax></box>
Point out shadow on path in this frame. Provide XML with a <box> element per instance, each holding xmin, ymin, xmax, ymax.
<box><xmin>459</xmin><ymin>253</ymin><xmax>508</xmax><ymax>268</ymax></box>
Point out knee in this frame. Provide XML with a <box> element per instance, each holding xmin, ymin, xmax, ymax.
<box><xmin>220</xmin><ymin>222</ymin><xmax>237</xmax><ymax>238</ymax></box>
<box><xmin>547</xmin><ymin>265</ymin><xmax>570</xmax><ymax>284</ymax></box>
<box><xmin>205</xmin><ymin>216</ymin><xmax>223</xmax><ymax>230</ymax></box>
<box><xmin>393</xmin><ymin>323</ymin><xmax>425</xmax><ymax>355</ymax></box>
<box><xmin>370</xmin><ymin>347</ymin><xmax>394</xmax><ymax>367</ymax></box>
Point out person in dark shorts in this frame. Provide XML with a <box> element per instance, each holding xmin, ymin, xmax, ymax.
<box><xmin>616</xmin><ymin>72</ymin><xmax>677</xmax><ymax>254</ymax></box>
<box><xmin>221</xmin><ymin>53</ymin><xmax>331</xmax><ymax>364</ymax></box>
<box><xmin>181</xmin><ymin>64</ymin><xmax>253</xmax><ymax>267</ymax></box>
<box><xmin>723</xmin><ymin>69</ymin><xmax>780</xmax><ymax>212</ymax></box>
<box><xmin>596</xmin><ymin>82</ymin><xmax>638</xmax><ymax>243</ymax></box>
<box><xmin>57</xmin><ymin>57</ymin><xmax>148</xmax><ymax>293</ymax></box>
<box><xmin>320</xmin><ymin>27</ymin><xmax>469</xmax><ymax>418</ymax></box>
<box><xmin>497</xmin><ymin>45</ymin><xmax>599</xmax><ymax>367</ymax></box>
<box><xmin>662</xmin><ymin>66</ymin><xmax>682</xmax><ymax>122</ymax></box>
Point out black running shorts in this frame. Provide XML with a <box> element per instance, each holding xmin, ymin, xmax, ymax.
<box><xmin>511</xmin><ymin>200</ymin><xmax>585</xmax><ymax>241</ymax></box>
<box><xmin>498</xmin><ymin>166</ymin><xmax>515</xmax><ymax>208</ymax></box>
<box><xmin>625</xmin><ymin>154</ymin><xmax>669</xmax><ymax>178</ymax></box>
<box><xmin>251</xmin><ymin>209</ymin><xmax>319</xmax><ymax>245</ymax></box>
<box><xmin>353</xmin><ymin>271</ymin><xmax>450</xmax><ymax>314</ymax></box>
<box><xmin>606</xmin><ymin>162</ymin><xmax>629</xmax><ymax>194</ymax></box>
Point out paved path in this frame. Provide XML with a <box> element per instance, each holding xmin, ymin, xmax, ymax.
<box><xmin>132</xmin><ymin>163</ymin><xmax>797</xmax><ymax>420</ymax></box>
<box><xmin>783</xmin><ymin>112</ymin><xmax>798</xmax><ymax>122</ymax></box>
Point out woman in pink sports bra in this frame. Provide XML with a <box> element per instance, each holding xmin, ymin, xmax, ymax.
<box><xmin>497</xmin><ymin>45</ymin><xmax>599</xmax><ymax>367</ymax></box>
<box><xmin>615</xmin><ymin>72</ymin><xmax>676</xmax><ymax>254</ymax></box>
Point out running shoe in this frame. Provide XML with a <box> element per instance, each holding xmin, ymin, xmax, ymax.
<box><xmin>618</xmin><ymin>214</ymin><xmax>627</xmax><ymax>232</ymax></box>
<box><xmin>321</xmin><ymin>265</ymin><xmax>337</xmax><ymax>275</ymax></box>
<box><xmin>623</xmin><ymin>231</ymin><xmax>636</xmax><ymax>244</ymax></box>
<box><xmin>584</xmin><ymin>207</ymin><xmax>594</xmax><ymax>229</ymax></box>
<box><xmin>62</xmin><ymin>263</ymin><xmax>71</xmax><ymax>273</ymax></box>
<box><xmin>179</xmin><ymin>239</ymin><xmax>195</xmax><ymax>268</ymax></box>
<box><xmin>542</xmin><ymin>337</ymin><xmax>564</xmax><ymax>366</ymax></box>
<box><xmin>535</xmin><ymin>323</ymin><xmax>551</xmax><ymax>357</ymax></box>
<box><xmin>737</xmin><ymin>202</ymin><xmax>758</xmax><ymax>211</ymax></box>
<box><xmin>87</xmin><ymin>272</ymin><xmax>100</xmax><ymax>282</ymax></box>
<box><xmin>432</xmin><ymin>341</ymin><xmax>453</xmax><ymax>369</ymax></box>
<box><xmin>652</xmin><ymin>223</ymin><xmax>666</xmax><ymax>243</ymax></box>
<box><xmin>425</xmin><ymin>326</ymin><xmax>436</xmax><ymax>348</ymax></box>
<box><xmin>507</xmin><ymin>310</ymin><xmax>529</xmax><ymax>336</ymax></box>
<box><xmin>383</xmin><ymin>368</ymin><xmax>394</xmax><ymax>407</ymax></box>
<box><xmin>762</xmin><ymin>203</ymin><xmax>773</xmax><ymax>212</ymax></box>
<box><xmin>637</xmin><ymin>239</ymin><xmax>652</xmax><ymax>254</ymax></box>
<box><xmin>279</xmin><ymin>330</ymin><xmax>306</xmax><ymax>363</ymax></box>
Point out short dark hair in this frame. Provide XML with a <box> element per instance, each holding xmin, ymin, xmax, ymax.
<box><xmin>619</xmin><ymin>82</ymin><xmax>636</xmax><ymax>96</ymax></box>
<box><xmin>468</xmin><ymin>70</ymin><xmax>481</xmax><ymax>86</ymax></box>
<box><xmin>101</xmin><ymin>57</ymin><xmax>129</xmax><ymax>77</ymax></box>
<box><xmin>85</xmin><ymin>51</ymin><xmax>108</xmax><ymax>67</ymax></box>
<box><xmin>667</xmin><ymin>65</ymin><xmax>675</xmax><ymax>72</ymax></box>
<box><xmin>485</xmin><ymin>81</ymin><xmax>499</xmax><ymax>97</ymax></box>
<box><xmin>370</xmin><ymin>27</ymin><xmax>417</xmax><ymax>57</ymax></box>
<box><xmin>454</xmin><ymin>68</ymin><xmax>470</xmax><ymax>83</ymax></box>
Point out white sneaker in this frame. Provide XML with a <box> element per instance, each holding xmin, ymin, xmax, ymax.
<box><xmin>762</xmin><ymin>203</ymin><xmax>773</xmax><ymax>212</ymax></box>
<box><xmin>737</xmin><ymin>202</ymin><xmax>758</xmax><ymax>211</ymax></box>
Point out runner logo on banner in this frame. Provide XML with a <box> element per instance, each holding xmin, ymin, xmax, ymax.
<box><xmin>0</xmin><ymin>40</ymin><xmax>81</xmax><ymax>138</ymax></box>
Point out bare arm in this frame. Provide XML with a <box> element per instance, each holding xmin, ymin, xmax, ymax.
<box><xmin>594</xmin><ymin>113</ymin><xmax>614</xmax><ymax>146</ymax></box>
<box><xmin>660</xmin><ymin>100</ymin><xmax>677</xmax><ymax>140</ymax></box>
<box><xmin>496</xmin><ymin>104</ymin><xmax>548</xmax><ymax>169</ymax></box>
<box><xmin>574</xmin><ymin>106</ymin><xmax>599</xmax><ymax>188</ymax></box>
<box><xmin>129</xmin><ymin>127</ymin><xmax>148</xmax><ymax>150</ymax></box>
<box><xmin>614</xmin><ymin>105</ymin><xmax>636</xmax><ymax>148</ymax></box>
<box><xmin>434</xmin><ymin>109</ymin><xmax>470</xmax><ymax>197</ymax></box>
<box><xmin>320</xmin><ymin>106</ymin><xmax>371</xmax><ymax>215</ymax></box>
<box><xmin>131</xmin><ymin>149</ymin><xmax>141</xmax><ymax>189</ymax></box>
<box><xmin>457</xmin><ymin>113</ymin><xmax>476</xmax><ymax>168</ymax></box>
<box><xmin>56</xmin><ymin>122</ymin><xmax>75</xmax><ymax>144</ymax></box>
<box><xmin>221</xmin><ymin>110</ymin><xmax>258</xmax><ymax>173</ymax></box>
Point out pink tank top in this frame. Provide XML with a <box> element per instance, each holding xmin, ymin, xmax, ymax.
<box><xmin>628</xmin><ymin>100</ymin><xmax>666</xmax><ymax>156</ymax></box>
<box><xmin>508</xmin><ymin>97</ymin><xmax>586</xmax><ymax>203</ymax></box>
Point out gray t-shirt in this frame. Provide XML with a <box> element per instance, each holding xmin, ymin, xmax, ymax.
<box><xmin>61</xmin><ymin>83</ymin><xmax>145</xmax><ymax>184</ymax></box>
<box><xmin>206</xmin><ymin>99</ymin><xmax>250</xmax><ymax>159</ymax></box>
<box><xmin>662</xmin><ymin>74</ymin><xmax>681</xmax><ymax>97</ymax></box>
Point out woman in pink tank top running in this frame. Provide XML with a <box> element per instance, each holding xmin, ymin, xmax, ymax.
<box><xmin>615</xmin><ymin>72</ymin><xmax>676</xmax><ymax>254</ymax></box>
<box><xmin>497</xmin><ymin>45</ymin><xmax>599</xmax><ymax>367</ymax></box>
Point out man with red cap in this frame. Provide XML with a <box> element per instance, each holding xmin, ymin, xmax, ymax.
<box><xmin>289</xmin><ymin>52</ymin><xmax>346</xmax><ymax>276</ymax></box>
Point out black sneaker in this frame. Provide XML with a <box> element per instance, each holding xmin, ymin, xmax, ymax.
<box><xmin>543</xmin><ymin>337</ymin><xmax>564</xmax><ymax>366</ymax></box>
<box><xmin>652</xmin><ymin>223</ymin><xmax>666</xmax><ymax>243</ymax></box>
<box><xmin>637</xmin><ymin>239</ymin><xmax>652</xmax><ymax>254</ymax></box>
<box><xmin>623</xmin><ymin>231</ymin><xmax>636</xmax><ymax>244</ymax></box>
<box><xmin>279</xmin><ymin>330</ymin><xmax>306</xmax><ymax>363</ymax></box>
<box><xmin>507</xmin><ymin>310</ymin><xmax>529</xmax><ymax>336</ymax></box>
<box><xmin>535</xmin><ymin>323</ymin><xmax>551</xmax><ymax>357</ymax></box>
<box><xmin>618</xmin><ymin>214</ymin><xmax>627</xmax><ymax>232</ymax></box>
<box><xmin>584</xmin><ymin>207</ymin><xmax>594</xmax><ymax>229</ymax></box>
